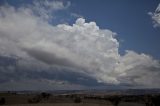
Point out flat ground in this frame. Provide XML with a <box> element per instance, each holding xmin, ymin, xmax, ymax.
<box><xmin>3</xmin><ymin>103</ymin><xmax>145</xmax><ymax>106</ymax></box>
<box><xmin>0</xmin><ymin>92</ymin><xmax>157</xmax><ymax>106</ymax></box>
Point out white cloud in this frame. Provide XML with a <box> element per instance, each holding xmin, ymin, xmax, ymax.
<box><xmin>71</xmin><ymin>13</ymin><xmax>83</xmax><ymax>18</ymax></box>
<box><xmin>148</xmin><ymin>3</ymin><xmax>160</xmax><ymax>27</ymax></box>
<box><xmin>115</xmin><ymin>51</ymin><xmax>160</xmax><ymax>88</ymax></box>
<box><xmin>0</xmin><ymin>5</ymin><xmax>120</xmax><ymax>84</ymax></box>
<box><xmin>30</xmin><ymin>0</ymin><xmax>71</xmax><ymax>20</ymax></box>
<box><xmin>0</xmin><ymin>1</ymin><xmax>160</xmax><ymax>89</ymax></box>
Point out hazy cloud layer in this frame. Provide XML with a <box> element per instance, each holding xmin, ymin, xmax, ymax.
<box><xmin>0</xmin><ymin>1</ymin><xmax>160</xmax><ymax>90</ymax></box>
<box><xmin>0</xmin><ymin>79</ymin><xmax>88</xmax><ymax>91</ymax></box>
<box><xmin>149</xmin><ymin>3</ymin><xmax>160</xmax><ymax>27</ymax></box>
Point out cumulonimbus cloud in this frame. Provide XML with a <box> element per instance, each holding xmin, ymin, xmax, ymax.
<box><xmin>0</xmin><ymin>1</ymin><xmax>160</xmax><ymax>89</ymax></box>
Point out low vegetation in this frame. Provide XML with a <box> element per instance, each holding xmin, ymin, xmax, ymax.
<box><xmin>1</xmin><ymin>92</ymin><xmax>160</xmax><ymax>106</ymax></box>
<box><xmin>0</xmin><ymin>97</ymin><xmax>5</xmax><ymax>105</ymax></box>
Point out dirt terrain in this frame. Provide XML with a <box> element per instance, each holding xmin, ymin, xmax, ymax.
<box><xmin>3</xmin><ymin>103</ymin><xmax>145</xmax><ymax>106</ymax></box>
<box><xmin>0</xmin><ymin>92</ymin><xmax>160</xmax><ymax>106</ymax></box>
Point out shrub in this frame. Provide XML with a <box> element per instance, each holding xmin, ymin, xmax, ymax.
<box><xmin>28</xmin><ymin>97</ymin><xmax>41</xmax><ymax>103</ymax></box>
<box><xmin>0</xmin><ymin>97</ymin><xmax>6</xmax><ymax>105</ymax></box>
<box><xmin>41</xmin><ymin>92</ymin><xmax>51</xmax><ymax>99</ymax></box>
<box><xmin>74</xmin><ymin>97</ymin><xmax>82</xmax><ymax>103</ymax></box>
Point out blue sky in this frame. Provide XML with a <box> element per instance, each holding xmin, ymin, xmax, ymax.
<box><xmin>0</xmin><ymin>0</ymin><xmax>160</xmax><ymax>90</ymax></box>
<box><xmin>68</xmin><ymin>0</ymin><xmax>160</xmax><ymax>59</ymax></box>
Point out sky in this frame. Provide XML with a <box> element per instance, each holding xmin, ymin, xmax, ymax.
<box><xmin>0</xmin><ymin>0</ymin><xmax>160</xmax><ymax>91</ymax></box>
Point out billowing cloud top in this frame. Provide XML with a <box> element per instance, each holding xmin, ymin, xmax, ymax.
<box><xmin>0</xmin><ymin>1</ymin><xmax>160</xmax><ymax>90</ymax></box>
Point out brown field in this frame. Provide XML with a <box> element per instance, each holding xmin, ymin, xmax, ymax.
<box><xmin>0</xmin><ymin>92</ymin><xmax>159</xmax><ymax>106</ymax></box>
<box><xmin>3</xmin><ymin>103</ymin><xmax>145</xmax><ymax>106</ymax></box>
